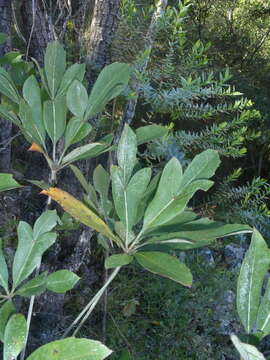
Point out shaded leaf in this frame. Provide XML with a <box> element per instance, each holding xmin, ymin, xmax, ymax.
<box><xmin>58</xmin><ymin>63</ymin><xmax>86</xmax><ymax>97</ymax></box>
<box><xmin>135</xmin><ymin>251</ymin><xmax>192</xmax><ymax>286</ymax></box>
<box><xmin>16</xmin><ymin>272</ymin><xmax>48</xmax><ymax>297</ymax></box>
<box><xmin>12</xmin><ymin>222</ymin><xmax>57</xmax><ymax>288</ymax></box>
<box><xmin>105</xmin><ymin>254</ymin><xmax>133</xmax><ymax>269</ymax></box>
<box><xmin>0</xmin><ymin>301</ymin><xmax>16</xmax><ymax>342</ymax></box>
<box><xmin>237</xmin><ymin>229</ymin><xmax>270</xmax><ymax>333</ymax></box>
<box><xmin>44</xmin><ymin>41</ymin><xmax>66</xmax><ymax>97</ymax></box>
<box><xmin>0</xmin><ymin>173</ymin><xmax>22</xmax><ymax>192</ymax></box>
<box><xmin>85</xmin><ymin>62</ymin><xmax>130</xmax><ymax>120</ymax></box>
<box><xmin>180</xmin><ymin>149</ymin><xmax>220</xmax><ymax>189</ymax></box>
<box><xmin>256</xmin><ymin>278</ymin><xmax>270</xmax><ymax>337</ymax></box>
<box><xmin>23</xmin><ymin>75</ymin><xmax>45</xmax><ymax>146</ymax></box>
<box><xmin>26</xmin><ymin>338</ymin><xmax>112</xmax><ymax>360</ymax></box>
<box><xmin>47</xmin><ymin>270</ymin><xmax>80</xmax><ymax>293</ymax></box>
<box><xmin>44</xmin><ymin>96</ymin><xmax>67</xmax><ymax>144</ymax></box>
<box><xmin>67</xmin><ymin>80</ymin><xmax>88</xmax><ymax>118</ymax></box>
<box><xmin>0</xmin><ymin>67</ymin><xmax>20</xmax><ymax>103</ymax></box>
<box><xmin>231</xmin><ymin>334</ymin><xmax>265</xmax><ymax>360</ymax></box>
<box><xmin>65</xmin><ymin>117</ymin><xmax>92</xmax><ymax>149</ymax></box>
<box><xmin>136</xmin><ymin>125</ymin><xmax>168</xmax><ymax>145</ymax></box>
<box><xmin>0</xmin><ymin>239</ymin><xmax>8</xmax><ymax>292</ymax></box>
<box><xmin>4</xmin><ymin>314</ymin><xmax>27</xmax><ymax>360</ymax></box>
<box><xmin>33</xmin><ymin>210</ymin><xmax>60</xmax><ymax>240</ymax></box>
<box><xmin>117</xmin><ymin>125</ymin><xmax>137</xmax><ymax>184</ymax></box>
<box><xmin>62</xmin><ymin>142</ymin><xmax>109</xmax><ymax>164</ymax></box>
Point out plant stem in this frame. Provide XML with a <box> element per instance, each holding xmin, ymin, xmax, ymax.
<box><xmin>102</xmin><ymin>251</ymin><xmax>109</xmax><ymax>343</ymax></box>
<box><xmin>62</xmin><ymin>266</ymin><xmax>121</xmax><ymax>338</ymax></box>
<box><xmin>20</xmin><ymin>294</ymin><xmax>35</xmax><ymax>360</ymax></box>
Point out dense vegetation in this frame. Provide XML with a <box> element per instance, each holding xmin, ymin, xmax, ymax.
<box><xmin>0</xmin><ymin>0</ymin><xmax>270</xmax><ymax>359</ymax></box>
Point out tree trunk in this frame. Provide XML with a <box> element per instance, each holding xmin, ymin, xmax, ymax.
<box><xmin>86</xmin><ymin>0</ymin><xmax>121</xmax><ymax>88</ymax></box>
<box><xmin>20</xmin><ymin>0</ymin><xmax>55</xmax><ymax>65</ymax></box>
<box><xmin>0</xmin><ymin>0</ymin><xmax>12</xmax><ymax>172</ymax></box>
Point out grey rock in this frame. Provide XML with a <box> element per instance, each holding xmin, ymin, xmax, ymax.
<box><xmin>224</xmin><ymin>244</ymin><xmax>246</xmax><ymax>268</ymax></box>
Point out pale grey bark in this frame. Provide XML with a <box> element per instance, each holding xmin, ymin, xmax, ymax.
<box><xmin>86</xmin><ymin>0</ymin><xmax>121</xmax><ymax>88</ymax></box>
<box><xmin>20</xmin><ymin>0</ymin><xmax>55</xmax><ymax>65</ymax></box>
<box><xmin>0</xmin><ymin>0</ymin><xmax>12</xmax><ymax>172</ymax></box>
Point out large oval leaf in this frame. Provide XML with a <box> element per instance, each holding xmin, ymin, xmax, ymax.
<box><xmin>85</xmin><ymin>62</ymin><xmax>130</xmax><ymax>120</ymax></box>
<box><xmin>44</xmin><ymin>41</ymin><xmax>66</xmax><ymax>98</ymax></box>
<box><xmin>0</xmin><ymin>301</ymin><xmax>16</xmax><ymax>342</ymax></box>
<box><xmin>47</xmin><ymin>270</ymin><xmax>80</xmax><ymax>293</ymax></box>
<box><xmin>237</xmin><ymin>229</ymin><xmax>270</xmax><ymax>333</ymax></box>
<box><xmin>4</xmin><ymin>314</ymin><xmax>27</xmax><ymax>360</ymax></box>
<box><xmin>135</xmin><ymin>251</ymin><xmax>192</xmax><ymax>286</ymax></box>
<box><xmin>26</xmin><ymin>337</ymin><xmax>112</xmax><ymax>360</ymax></box>
<box><xmin>43</xmin><ymin>96</ymin><xmax>67</xmax><ymax>144</ymax></box>
<box><xmin>180</xmin><ymin>149</ymin><xmax>220</xmax><ymax>189</ymax></box>
<box><xmin>231</xmin><ymin>334</ymin><xmax>265</xmax><ymax>360</ymax></box>
<box><xmin>67</xmin><ymin>80</ymin><xmax>88</xmax><ymax>118</ymax></box>
<box><xmin>117</xmin><ymin>125</ymin><xmax>137</xmax><ymax>185</ymax></box>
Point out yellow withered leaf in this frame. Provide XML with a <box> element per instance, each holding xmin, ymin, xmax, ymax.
<box><xmin>41</xmin><ymin>187</ymin><xmax>116</xmax><ymax>241</ymax></box>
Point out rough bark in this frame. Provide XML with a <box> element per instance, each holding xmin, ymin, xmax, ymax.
<box><xmin>0</xmin><ymin>0</ymin><xmax>12</xmax><ymax>172</ymax></box>
<box><xmin>86</xmin><ymin>0</ymin><xmax>121</xmax><ymax>88</ymax></box>
<box><xmin>20</xmin><ymin>0</ymin><xmax>55</xmax><ymax>65</ymax></box>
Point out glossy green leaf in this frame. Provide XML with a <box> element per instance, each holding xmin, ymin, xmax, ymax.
<box><xmin>12</xmin><ymin>222</ymin><xmax>57</xmax><ymax>288</ymax></box>
<box><xmin>0</xmin><ymin>173</ymin><xmax>22</xmax><ymax>192</ymax></box>
<box><xmin>136</xmin><ymin>125</ymin><xmax>168</xmax><ymax>145</ymax></box>
<box><xmin>62</xmin><ymin>142</ymin><xmax>109</xmax><ymax>164</ymax></box>
<box><xmin>231</xmin><ymin>334</ymin><xmax>265</xmax><ymax>360</ymax></box>
<box><xmin>58</xmin><ymin>63</ymin><xmax>86</xmax><ymax>97</ymax></box>
<box><xmin>0</xmin><ymin>239</ymin><xmax>8</xmax><ymax>292</ymax></box>
<box><xmin>67</xmin><ymin>80</ymin><xmax>88</xmax><ymax>118</ymax></box>
<box><xmin>237</xmin><ymin>229</ymin><xmax>270</xmax><ymax>333</ymax></box>
<box><xmin>146</xmin><ymin>219</ymin><xmax>252</xmax><ymax>249</ymax></box>
<box><xmin>64</xmin><ymin>117</ymin><xmax>92</xmax><ymax>148</ymax></box>
<box><xmin>117</xmin><ymin>125</ymin><xmax>137</xmax><ymax>184</ymax></box>
<box><xmin>0</xmin><ymin>301</ymin><xmax>16</xmax><ymax>342</ymax></box>
<box><xmin>112</xmin><ymin>166</ymin><xmax>151</xmax><ymax>231</ymax></box>
<box><xmin>26</xmin><ymin>337</ymin><xmax>112</xmax><ymax>360</ymax></box>
<box><xmin>44</xmin><ymin>96</ymin><xmax>67</xmax><ymax>144</ymax></box>
<box><xmin>33</xmin><ymin>210</ymin><xmax>60</xmax><ymax>240</ymax></box>
<box><xmin>4</xmin><ymin>314</ymin><xmax>27</xmax><ymax>360</ymax></box>
<box><xmin>16</xmin><ymin>272</ymin><xmax>47</xmax><ymax>297</ymax></box>
<box><xmin>144</xmin><ymin>179</ymin><xmax>213</xmax><ymax>230</ymax></box>
<box><xmin>143</xmin><ymin>157</ymin><xmax>182</xmax><ymax>231</ymax></box>
<box><xmin>135</xmin><ymin>251</ymin><xmax>192</xmax><ymax>286</ymax></box>
<box><xmin>44</xmin><ymin>41</ymin><xmax>66</xmax><ymax>98</ymax></box>
<box><xmin>23</xmin><ymin>75</ymin><xmax>46</xmax><ymax>145</ymax></box>
<box><xmin>85</xmin><ymin>62</ymin><xmax>130</xmax><ymax>120</ymax></box>
<box><xmin>180</xmin><ymin>149</ymin><xmax>220</xmax><ymax>189</ymax></box>
<box><xmin>0</xmin><ymin>67</ymin><xmax>21</xmax><ymax>103</ymax></box>
<box><xmin>47</xmin><ymin>270</ymin><xmax>80</xmax><ymax>293</ymax></box>
<box><xmin>105</xmin><ymin>254</ymin><xmax>133</xmax><ymax>269</ymax></box>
